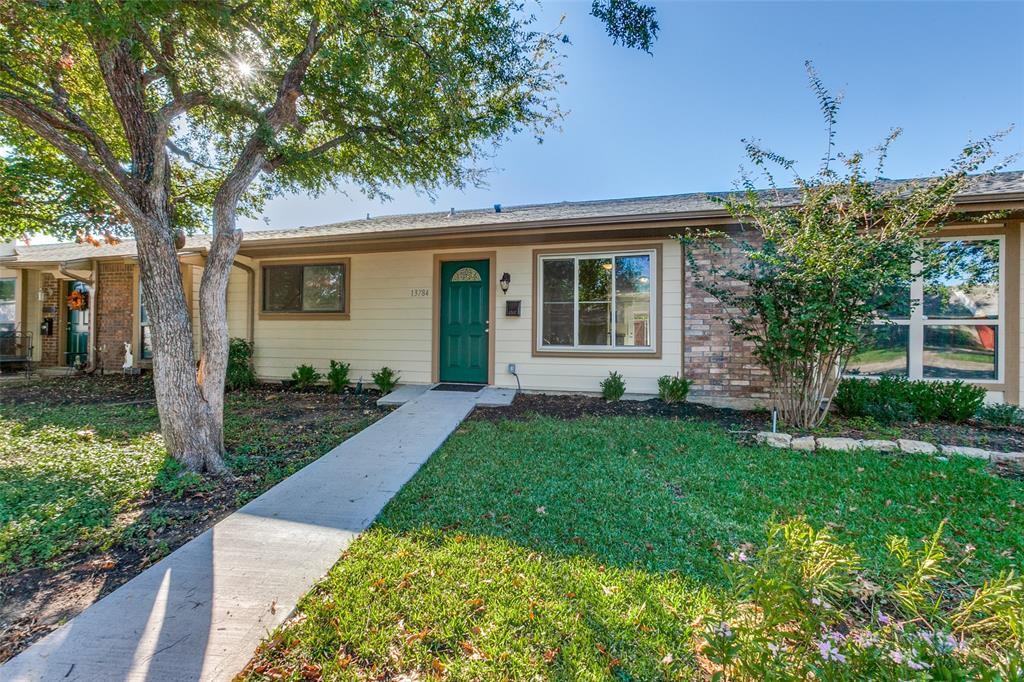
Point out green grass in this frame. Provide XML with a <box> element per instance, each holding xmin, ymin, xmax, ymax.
<box><xmin>0</xmin><ymin>390</ymin><xmax>380</xmax><ymax>573</ymax></box>
<box><xmin>244</xmin><ymin>416</ymin><xmax>1024</xmax><ymax>681</ymax></box>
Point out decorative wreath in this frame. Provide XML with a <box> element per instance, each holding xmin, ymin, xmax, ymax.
<box><xmin>67</xmin><ymin>289</ymin><xmax>89</xmax><ymax>311</ymax></box>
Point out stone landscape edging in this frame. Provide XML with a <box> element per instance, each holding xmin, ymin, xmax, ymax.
<box><xmin>755</xmin><ymin>431</ymin><xmax>1024</xmax><ymax>464</ymax></box>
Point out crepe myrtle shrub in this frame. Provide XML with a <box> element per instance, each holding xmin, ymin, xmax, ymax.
<box><xmin>0</xmin><ymin>0</ymin><xmax>659</xmax><ymax>473</ymax></box>
<box><xmin>701</xmin><ymin>518</ymin><xmax>1024</xmax><ymax>680</ymax></box>
<box><xmin>657</xmin><ymin>374</ymin><xmax>692</xmax><ymax>404</ymax></box>
<box><xmin>326</xmin><ymin>360</ymin><xmax>351</xmax><ymax>394</ymax></box>
<box><xmin>225</xmin><ymin>338</ymin><xmax>257</xmax><ymax>391</ymax></box>
<box><xmin>371</xmin><ymin>366</ymin><xmax>399</xmax><ymax>395</ymax></box>
<box><xmin>685</xmin><ymin>62</ymin><xmax>1007</xmax><ymax>429</ymax></box>
<box><xmin>600</xmin><ymin>371</ymin><xmax>626</xmax><ymax>401</ymax></box>
<box><xmin>290</xmin><ymin>364</ymin><xmax>321</xmax><ymax>391</ymax></box>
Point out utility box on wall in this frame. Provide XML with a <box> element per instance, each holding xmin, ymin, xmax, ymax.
<box><xmin>505</xmin><ymin>300</ymin><xmax>521</xmax><ymax>317</ymax></box>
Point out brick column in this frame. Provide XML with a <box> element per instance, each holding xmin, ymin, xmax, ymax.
<box><xmin>684</xmin><ymin>228</ymin><xmax>772</xmax><ymax>408</ymax></box>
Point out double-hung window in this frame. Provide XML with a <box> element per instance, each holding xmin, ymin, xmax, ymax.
<box><xmin>537</xmin><ymin>249</ymin><xmax>656</xmax><ymax>352</ymax></box>
<box><xmin>261</xmin><ymin>261</ymin><xmax>349</xmax><ymax>317</ymax></box>
<box><xmin>847</xmin><ymin>236</ymin><xmax>1003</xmax><ymax>382</ymax></box>
<box><xmin>0</xmin><ymin>278</ymin><xmax>14</xmax><ymax>332</ymax></box>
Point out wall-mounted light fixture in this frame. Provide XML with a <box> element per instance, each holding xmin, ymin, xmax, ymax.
<box><xmin>499</xmin><ymin>272</ymin><xmax>511</xmax><ymax>293</ymax></box>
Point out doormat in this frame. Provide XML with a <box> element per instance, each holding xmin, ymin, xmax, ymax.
<box><xmin>432</xmin><ymin>383</ymin><xmax>485</xmax><ymax>392</ymax></box>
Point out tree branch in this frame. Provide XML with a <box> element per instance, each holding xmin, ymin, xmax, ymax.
<box><xmin>0</xmin><ymin>94</ymin><xmax>144</xmax><ymax>224</ymax></box>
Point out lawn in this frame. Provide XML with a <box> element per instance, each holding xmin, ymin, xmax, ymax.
<box><xmin>242</xmin><ymin>416</ymin><xmax>1024</xmax><ymax>680</ymax></box>
<box><xmin>0</xmin><ymin>376</ymin><xmax>386</xmax><ymax>660</ymax></box>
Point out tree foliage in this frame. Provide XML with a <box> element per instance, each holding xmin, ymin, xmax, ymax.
<box><xmin>686</xmin><ymin>62</ymin><xmax>1007</xmax><ymax>428</ymax></box>
<box><xmin>0</xmin><ymin>0</ymin><xmax>570</xmax><ymax>242</ymax></box>
<box><xmin>590</xmin><ymin>0</ymin><xmax>659</xmax><ymax>54</ymax></box>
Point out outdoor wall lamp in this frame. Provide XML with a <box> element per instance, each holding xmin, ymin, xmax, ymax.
<box><xmin>499</xmin><ymin>272</ymin><xmax>511</xmax><ymax>293</ymax></box>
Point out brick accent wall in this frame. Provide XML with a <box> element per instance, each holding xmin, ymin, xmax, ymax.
<box><xmin>39</xmin><ymin>273</ymin><xmax>60</xmax><ymax>366</ymax></box>
<box><xmin>95</xmin><ymin>262</ymin><xmax>134</xmax><ymax>372</ymax></box>
<box><xmin>684</xmin><ymin>227</ymin><xmax>772</xmax><ymax>408</ymax></box>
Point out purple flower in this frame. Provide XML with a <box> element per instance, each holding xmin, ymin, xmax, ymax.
<box><xmin>712</xmin><ymin>622</ymin><xmax>733</xmax><ymax>639</ymax></box>
<box><xmin>817</xmin><ymin>640</ymin><xmax>847</xmax><ymax>663</ymax></box>
<box><xmin>877</xmin><ymin>612</ymin><xmax>890</xmax><ymax>625</ymax></box>
<box><xmin>888</xmin><ymin>649</ymin><xmax>904</xmax><ymax>664</ymax></box>
<box><xmin>852</xmin><ymin>631</ymin><xmax>878</xmax><ymax>648</ymax></box>
<box><xmin>811</xmin><ymin>596</ymin><xmax>833</xmax><ymax>610</ymax></box>
<box><xmin>908</xmin><ymin>658</ymin><xmax>931</xmax><ymax>671</ymax></box>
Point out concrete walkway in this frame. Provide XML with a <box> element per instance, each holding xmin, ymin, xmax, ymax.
<box><xmin>1</xmin><ymin>390</ymin><xmax>481</xmax><ymax>682</ymax></box>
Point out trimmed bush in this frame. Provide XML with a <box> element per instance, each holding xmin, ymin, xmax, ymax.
<box><xmin>976</xmin><ymin>403</ymin><xmax>1023</xmax><ymax>427</ymax></box>
<box><xmin>291</xmin><ymin>364</ymin><xmax>321</xmax><ymax>390</ymax></box>
<box><xmin>226</xmin><ymin>337</ymin><xmax>257</xmax><ymax>391</ymax></box>
<box><xmin>600</xmin><ymin>371</ymin><xmax>626</xmax><ymax>401</ymax></box>
<box><xmin>833</xmin><ymin>377</ymin><xmax>985</xmax><ymax>424</ymax></box>
<box><xmin>372</xmin><ymin>366</ymin><xmax>399</xmax><ymax>395</ymax></box>
<box><xmin>657</xmin><ymin>374</ymin><xmax>692</xmax><ymax>404</ymax></box>
<box><xmin>326</xmin><ymin>360</ymin><xmax>351</xmax><ymax>394</ymax></box>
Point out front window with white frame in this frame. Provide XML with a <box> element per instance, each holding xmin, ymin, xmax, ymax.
<box><xmin>537</xmin><ymin>250</ymin><xmax>656</xmax><ymax>351</ymax></box>
<box><xmin>847</xmin><ymin>236</ymin><xmax>1003</xmax><ymax>382</ymax></box>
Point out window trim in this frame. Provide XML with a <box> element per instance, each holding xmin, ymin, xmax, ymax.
<box><xmin>0</xmin><ymin>276</ymin><xmax>15</xmax><ymax>332</ymax></box>
<box><xmin>532</xmin><ymin>244</ymin><xmax>662</xmax><ymax>358</ymax></box>
<box><xmin>258</xmin><ymin>257</ymin><xmax>351</xmax><ymax>320</ymax></box>
<box><xmin>846</xmin><ymin>230</ymin><xmax>1011</xmax><ymax>387</ymax></box>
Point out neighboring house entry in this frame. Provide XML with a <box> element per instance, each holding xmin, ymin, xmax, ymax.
<box><xmin>65</xmin><ymin>280</ymin><xmax>89</xmax><ymax>368</ymax></box>
<box><xmin>439</xmin><ymin>259</ymin><xmax>490</xmax><ymax>383</ymax></box>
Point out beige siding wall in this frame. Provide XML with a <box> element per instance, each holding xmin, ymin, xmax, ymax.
<box><xmin>187</xmin><ymin>266</ymin><xmax>249</xmax><ymax>353</ymax></box>
<box><xmin>23</xmin><ymin>270</ymin><xmax>42</xmax><ymax>361</ymax></box>
<box><xmin>227</xmin><ymin>267</ymin><xmax>249</xmax><ymax>340</ymax></box>
<box><xmin>246</xmin><ymin>239</ymin><xmax>683</xmax><ymax>394</ymax></box>
<box><xmin>491</xmin><ymin>240</ymin><xmax>683</xmax><ymax>395</ymax></box>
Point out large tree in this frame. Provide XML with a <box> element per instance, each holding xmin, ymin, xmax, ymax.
<box><xmin>0</xmin><ymin>0</ymin><xmax>656</xmax><ymax>473</ymax></box>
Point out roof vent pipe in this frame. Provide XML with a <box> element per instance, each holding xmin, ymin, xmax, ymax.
<box><xmin>449</xmin><ymin>207</ymin><xmax>455</xmax><ymax>217</ymax></box>
<box><xmin>494</xmin><ymin>204</ymin><xmax>501</xmax><ymax>213</ymax></box>
<box><xmin>366</xmin><ymin>213</ymin><xmax>370</xmax><ymax>220</ymax></box>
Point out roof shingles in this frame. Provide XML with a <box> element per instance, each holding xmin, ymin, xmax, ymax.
<box><xmin>4</xmin><ymin>170</ymin><xmax>1022</xmax><ymax>266</ymax></box>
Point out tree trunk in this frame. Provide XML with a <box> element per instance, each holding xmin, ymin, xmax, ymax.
<box><xmin>135</xmin><ymin>217</ymin><xmax>225</xmax><ymax>474</ymax></box>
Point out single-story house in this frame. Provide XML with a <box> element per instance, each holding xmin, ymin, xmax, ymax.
<box><xmin>3</xmin><ymin>171</ymin><xmax>1023</xmax><ymax>407</ymax></box>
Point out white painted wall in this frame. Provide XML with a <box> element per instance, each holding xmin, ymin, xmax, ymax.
<box><xmin>244</xmin><ymin>239</ymin><xmax>683</xmax><ymax>395</ymax></box>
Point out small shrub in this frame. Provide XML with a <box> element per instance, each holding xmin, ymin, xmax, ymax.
<box><xmin>702</xmin><ymin>518</ymin><xmax>1024</xmax><ymax>679</ymax></box>
<box><xmin>326</xmin><ymin>360</ymin><xmax>351</xmax><ymax>394</ymax></box>
<box><xmin>657</xmin><ymin>374</ymin><xmax>692</xmax><ymax>404</ymax></box>
<box><xmin>226</xmin><ymin>338</ymin><xmax>257</xmax><ymax>391</ymax></box>
<box><xmin>600</xmin><ymin>371</ymin><xmax>626</xmax><ymax>401</ymax></box>
<box><xmin>372</xmin><ymin>366</ymin><xmax>399</xmax><ymax>394</ymax></box>
<box><xmin>977</xmin><ymin>403</ymin><xmax>1023</xmax><ymax>427</ymax></box>
<box><xmin>833</xmin><ymin>377</ymin><xmax>985</xmax><ymax>424</ymax></box>
<box><xmin>291</xmin><ymin>364</ymin><xmax>321</xmax><ymax>390</ymax></box>
<box><xmin>933</xmin><ymin>380</ymin><xmax>987</xmax><ymax>423</ymax></box>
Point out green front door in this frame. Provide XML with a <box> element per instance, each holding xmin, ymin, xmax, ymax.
<box><xmin>65</xmin><ymin>281</ymin><xmax>89</xmax><ymax>368</ymax></box>
<box><xmin>439</xmin><ymin>259</ymin><xmax>489</xmax><ymax>384</ymax></box>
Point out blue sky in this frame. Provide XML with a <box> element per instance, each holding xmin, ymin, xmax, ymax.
<box><xmin>240</xmin><ymin>0</ymin><xmax>1024</xmax><ymax>231</ymax></box>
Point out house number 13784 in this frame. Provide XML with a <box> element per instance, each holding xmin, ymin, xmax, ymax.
<box><xmin>410</xmin><ymin>288</ymin><xmax>430</xmax><ymax>297</ymax></box>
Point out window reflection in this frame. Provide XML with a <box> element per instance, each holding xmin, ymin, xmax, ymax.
<box><xmin>924</xmin><ymin>240</ymin><xmax>999</xmax><ymax>319</ymax></box>
<box><xmin>923</xmin><ymin>325</ymin><xmax>997</xmax><ymax>380</ymax></box>
<box><xmin>847</xmin><ymin>325</ymin><xmax>908</xmax><ymax>377</ymax></box>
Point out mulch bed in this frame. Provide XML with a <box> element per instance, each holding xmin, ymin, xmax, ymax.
<box><xmin>470</xmin><ymin>392</ymin><xmax>1024</xmax><ymax>453</ymax></box>
<box><xmin>0</xmin><ymin>377</ymin><xmax>388</xmax><ymax>663</ymax></box>
<box><xmin>0</xmin><ymin>372</ymin><xmax>157</xmax><ymax>406</ymax></box>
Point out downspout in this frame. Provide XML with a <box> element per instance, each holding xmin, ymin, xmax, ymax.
<box><xmin>231</xmin><ymin>260</ymin><xmax>256</xmax><ymax>343</ymax></box>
